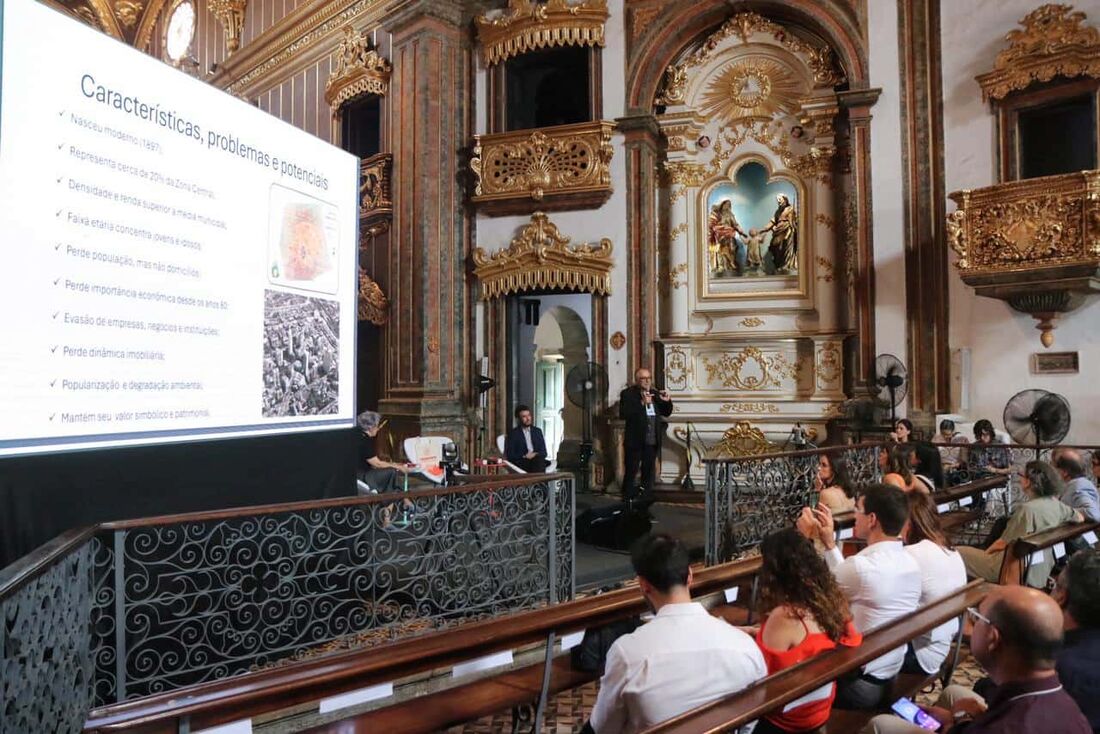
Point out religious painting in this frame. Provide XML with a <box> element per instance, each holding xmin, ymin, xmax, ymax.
<box><xmin>704</xmin><ymin>161</ymin><xmax>799</xmax><ymax>280</ymax></box>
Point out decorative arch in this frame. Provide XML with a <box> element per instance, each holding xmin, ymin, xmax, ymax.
<box><xmin>626</xmin><ymin>0</ymin><xmax>867</xmax><ymax>114</ymax></box>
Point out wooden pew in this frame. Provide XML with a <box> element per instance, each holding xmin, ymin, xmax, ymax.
<box><xmin>640</xmin><ymin>580</ymin><xmax>990</xmax><ymax>734</ymax></box>
<box><xmin>831</xmin><ymin>476</ymin><xmax>1007</xmax><ymax>533</ymax></box>
<box><xmin>997</xmin><ymin>520</ymin><xmax>1100</xmax><ymax>585</ymax></box>
<box><xmin>84</xmin><ymin>557</ymin><xmax>764</xmax><ymax>733</ymax></box>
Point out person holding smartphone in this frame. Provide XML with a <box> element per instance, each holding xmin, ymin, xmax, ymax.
<box><xmin>862</xmin><ymin>586</ymin><xmax>1090</xmax><ymax>733</ymax></box>
<box><xmin>619</xmin><ymin>368</ymin><xmax>673</xmax><ymax>501</ymax></box>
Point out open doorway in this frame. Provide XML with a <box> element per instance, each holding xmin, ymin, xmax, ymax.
<box><xmin>507</xmin><ymin>294</ymin><xmax>592</xmax><ymax>465</ymax></box>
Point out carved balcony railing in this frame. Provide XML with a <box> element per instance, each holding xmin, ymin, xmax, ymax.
<box><xmin>946</xmin><ymin>169</ymin><xmax>1100</xmax><ymax>346</ymax></box>
<box><xmin>470</xmin><ymin>120</ymin><xmax>615</xmax><ymax>214</ymax></box>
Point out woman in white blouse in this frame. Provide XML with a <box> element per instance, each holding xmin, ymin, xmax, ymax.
<box><xmin>901</xmin><ymin>491</ymin><xmax>967</xmax><ymax>675</ymax></box>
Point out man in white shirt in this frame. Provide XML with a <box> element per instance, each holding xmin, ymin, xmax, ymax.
<box><xmin>800</xmin><ymin>483</ymin><xmax>922</xmax><ymax>709</ymax></box>
<box><xmin>586</xmin><ymin>534</ymin><xmax>767</xmax><ymax>734</ymax></box>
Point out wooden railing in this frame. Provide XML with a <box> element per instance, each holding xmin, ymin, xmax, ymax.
<box><xmin>84</xmin><ymin>557</ymin><xmax>764</xmax><ymax>733</ymax></box>
<box><xmin>998</xmin><ymin>520</ymin><xmax>1100</xmax><ymax>585</ymax></box>
<box><xmin>643</xmin><ymin>580</ymin><xmax>990</xmax><ymax>734</ymax></box>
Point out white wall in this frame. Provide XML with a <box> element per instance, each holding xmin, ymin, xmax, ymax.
<box><xmin>940</xmin><ymin>0</ymin><xmax>1100</xmax><ymax>442</ymax></box>
<box><xmin>867</xmin><ymin>0</ymin><xmax>909</xmax><ymax>408</ymax></box>
<box><xmin>472</xmin><ymin>0</ymin><xmax>631</xmax><ymax>400</ymax></box>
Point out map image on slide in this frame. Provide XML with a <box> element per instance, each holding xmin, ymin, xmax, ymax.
<box><xmin>268</xmin><ymin>185</ymin><xmax>340</xmax><ymax>295</ymax></box>
<box><xmin>262</xmin><ymin>290</ymin><xmax>340</xmax><ymax>417</ymax></box>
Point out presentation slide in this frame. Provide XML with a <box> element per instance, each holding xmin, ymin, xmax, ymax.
<box><xmin>0</xmin><ymin>0</ymin><xmax>360</xmax><ymax>456</ymax></box>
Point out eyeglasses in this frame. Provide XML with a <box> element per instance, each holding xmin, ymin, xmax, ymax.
<box><xmin>966</xmin><ymin>606</ymin><xmax>992</xmax><ymax>627</ymax></box>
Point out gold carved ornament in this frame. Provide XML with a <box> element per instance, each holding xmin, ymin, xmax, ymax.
<box><xmin>708</xmin><ymin>421</ymin><xmax>775</xmax><ymax>459</ymax></box>
<box><xmin>657</xmin><ymin>11</ymin><xmax>843</xmax><ymax>104</ymax></box>
<box><xmin>209</xmin><ymin>0</ymin><xmax>247</xmax><ymax>54</ymax></box>
<box><xmin>472</xmin><ymin>212</ymin><xmax>613</xmax><ymax>300</ymax></box>
<box><xmin>358</xmin><ymin>269</ymin><xmax>388</xmax><ymax>325</ymax></box>
<box><xmin>739</xmin><ymin>317</ymin><xmax>765</xmax><ymax>328</ymax></box>
<box><xmin>115</xmin><ymin>0</ymin><xmax>143</xmax><ymax>29</ymax></box>
<box><xmin>664</xmin><ymin>346</ymin><xmax>690</xmax><ymax>389</ymax></box>
<box><xmin>359</xmin><ymin>153</ymin><xmax>392</xmax><ymax>218</ymax></box>
<box><xmin>667</xmin><ymin>262</ymin><xmax>688</xmax><ymax>289</ymax></box>
<box><xmin>815</xmin><ymin>341</ymin><xmax>843</xmax><ymax>386</ymax></box>
<box><xmin>721</xmin><ymin>402</ymin><xmax>780</xmax><ymax>414</ymax></box>
<box><xmin>977</xmin><ymin>4</ymin><xmax>1100</xmax><ymax>101</ymax></box>
<box><xmin>701</xmin><ymin>347</ymin><xmax>802</xmax><ymax>391</ymax></box>
<box><xmin>326</xmin><ymin>25</ymin><xmax>391</xmax><ymax>108</ymax></box>
<box><xmin>946</xmin><ymin>171</ymin><xmax>1100</xmax><ymax>274</ymax></box>
<box><xmin>471</xmin><ymin>121</ymin><xmax>615</xmax><ymax>204</ymax></box>
<box><xmin>475</xmin><ymin>0</ymin><xmax>609</xmax><ymax>66</ymax></box>
<box><xmin>610</xmin><ymin>331</ymin><xmax>626</xmax><ymax>350</ymax></box>
<box><xmin>698</xmin><ymin>59</ymin><xmax>806</xmax><ymax>127</ymax></box>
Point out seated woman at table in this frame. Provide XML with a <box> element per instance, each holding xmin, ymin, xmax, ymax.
<box><xmin>817</xmin><ymin>452</ymin><xmax>856</xmax><ymax>512</ymax></box>
<box><xmin>750</xmin><ymin>528</ymin><xmax>862</xmax><ymax>734</ymax></box>
<box><xmin>883</xmin><ymin>444</ymin><xmax>933</xmax><ymax>494</ymax></box>
<box><xmin>958</xmin><ymin>460</ymin><xmax>1084</xmax><ymax>587</ymax></box>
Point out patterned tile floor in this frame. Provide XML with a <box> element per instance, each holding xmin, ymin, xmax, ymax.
<box><xmin>450</xmin><ymin>645</ymin><xmax>987</xmax><ymax>733</ymax></box>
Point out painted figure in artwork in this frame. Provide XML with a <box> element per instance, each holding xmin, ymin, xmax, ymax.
<box><xmin>708</xmin><ymin>199</ymin><xmax>747</xmax><ymax>274</ymax></box>
<box><xmin>761</xmin><ymin>194</ymin><xmax>798</xmax><ymax>273</ymax></box>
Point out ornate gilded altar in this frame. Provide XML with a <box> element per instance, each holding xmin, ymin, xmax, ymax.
<box><xmin>653</xmin><ymin>11</ymin><xmax>852</xmax><ymax>482</ymax></box>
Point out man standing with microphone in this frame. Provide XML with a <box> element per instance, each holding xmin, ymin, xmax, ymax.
<box><xmin>620</xmin><ymin>368</ymin><xmax>673</xmax><ymax>502</ymax></box>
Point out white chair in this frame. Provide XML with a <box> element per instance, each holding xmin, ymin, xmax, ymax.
<box><xmin>403</xmin><ymin>436</ymin><xmax>449</xmax><ymax>484</ymax></box>
<box><xmin>495</xmin><ymin>433</ymin><xmax>557</xmax><ymax>473</ymax></box>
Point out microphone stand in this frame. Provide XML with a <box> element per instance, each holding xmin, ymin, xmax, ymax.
<box><xmin>680</xmin><ymin>421</ymin><xmax>696</xmax><ymax>492</ymax></box>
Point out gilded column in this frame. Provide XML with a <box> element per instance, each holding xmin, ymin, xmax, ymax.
<box><xmin>381</xmin><ymin>1</ymin><xmax>472</xmax><ymax>447</ymax></box>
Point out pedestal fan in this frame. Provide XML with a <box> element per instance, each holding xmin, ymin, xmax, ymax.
<box><xmin>565</xmin><ymin>362</ymin><xmax>608</xmax><ymax>493</ymax></box>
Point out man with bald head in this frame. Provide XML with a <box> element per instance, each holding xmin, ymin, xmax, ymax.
<box><xmin>864</xmin><ymin>585</ymin><xmax>1090</xmax><ymax>733</ymax></box>
<box><xmin>1054</xmin><ymin>450</ymin><xmax>1100</xmax><ymax>522</ymax></box>
<box><xmin>619</xmin><ymin>367</ymin><xmax>673</xmax><ymax>501</ymax></box>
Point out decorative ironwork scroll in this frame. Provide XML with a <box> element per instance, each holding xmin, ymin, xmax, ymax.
<box><xmin>470</xmin><ymin>120</ymin><xmax>615</xmax><ymax>212</ymax></box>
<box><xmin>472</xmin><ymin>212</ymin><xmax>613</xmax><ymax>299</ymax></box>
<box><xmin>976</xmin><ymin>4</ymin><xmax>1100</xmax><ymax>101</ymax></box>
<box><xmin>705</xmin><ymin>444</ymin><xmax>881</xmax><ymax>564</ymax></box>
<box><xmin>0</xmin><ymin>539</ymin><xmax>97</xmax><ymax>733</ymax></box>
<box><xmin>86</xmin><ymin>478</ymin><xmax>574</xmax><ymax>700</ymax></box>
<box><xmin>326</xmin><ymin>24</ymin><xmax>391</xmax><ymax>108</ymax></box>
<box><xmin>475</xmin><ymin>0</ymin><xmax>609</xmax><ymax>66</ymax></box>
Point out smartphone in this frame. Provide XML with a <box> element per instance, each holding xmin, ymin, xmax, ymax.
<box><xmin>891</xmin><ymin>697</ymin><xmax>941</xmax><ymax>731</ymax></box>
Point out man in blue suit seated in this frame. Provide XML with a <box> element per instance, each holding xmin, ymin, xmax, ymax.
<box><xmin>505</xmin><ymin>404</ymin><xmax>550</xmax><ymax>473</ymax></box>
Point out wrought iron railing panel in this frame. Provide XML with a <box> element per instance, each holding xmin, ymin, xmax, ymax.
<box><xmin>92</xmin><ymin>478</ymin><xmax>574</xmax><ymax>700</ymax></box>
<box><xmin>706</xmin><ymin>445</ymin><xmax>883</xmax><ymax>565</ymax></box>
<box><xmin>0</xmin><ymin>540</ymin><xmax>96</xmax><ymax>734</ymax></box>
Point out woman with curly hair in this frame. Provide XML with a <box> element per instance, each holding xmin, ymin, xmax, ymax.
<box><xmin>902</xmin><ymin>492</ymin><xmax>966</xmax><ymax>675</ymax></box>
<box><xmin>751</xmin><ymin>528</ymin><xmax>862</xmax><ymax>733</ymax></box>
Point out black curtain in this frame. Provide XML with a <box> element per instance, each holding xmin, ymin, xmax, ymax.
<box><xmin>0</xmin><ymin>428</ymin><xmax>357</xmax><ymax>568</ymax></box>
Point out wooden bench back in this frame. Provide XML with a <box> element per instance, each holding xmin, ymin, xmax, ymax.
<box><xmin>641</xmin><ymin>580</ymin><xmax>990</xmax><ymax>734</ymax></box>
<box><xmin>84</xmin><ymin>557</ymin><xmax>764</xmax><ymax>733</ymax></box>
<box><xmin>998</xmin><ymin>520</ymin><xmax>1100</xmax><ymax>585</ymax></box>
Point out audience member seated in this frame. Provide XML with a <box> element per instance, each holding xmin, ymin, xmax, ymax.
<box><xmin>1051</xmin><ymin>548</ymin><xmax>1100</xmax><ymax>733</ymax></box>
<box><xmin>1092</xmin><ymin>452</ymin><xmax>1100</xmax><ymax>486</ymax></box>
<box><xmin>817</xmin><ymin>452</ymin><xmax>857</xmax><ymax>513</ymax></box>
<box><xmin>750</xmin><ymin>528</ymin><xmax>862</xmax><ymax>734</ymax></box>
<box><xmin>1053</xmin><ymin>450</ymin><xmax>1100</xmax><ymax>522</ymax></box>
<box><xmin>958</xmin><ymin>461</ymin><xmax>1084</xmax><ymax>587</ymax></box>
<box><xmin>902</xmin><ymin>492</ymin><xmax>967</xmax><ymax>675</ymax></box>
<box><xmin>799</xmin><ymin>484</ymin><xmax>922</xmax><ymax>710</ymax></box>
<box><xmin>883</xmin><ymin>444</ymin><xmax>933</xmax><ymax>494</ymax></box>
<box><xmin>890</xmin><ymin>418</ymin><xmax>914</xmax><ymax>443</ymax></box>
<box><xmin>862</xmin><ymin>586</ymin><xmax>1091</xmax><ymax>733</ymax></box>
<box><xmin>504</xmin><ymin>404</ymin><xmax>550</xmax><ymax>473</ymax></box>
<box><xmin>934</xmin><ymin>419</ymin><xmax>970</xmax><ymax>477</ymax></box>
<box><xmin>357</xmin><ymin>410</ymin><xmax>411</xmax><ymax>493</ymax></box>
<box><xmin>912</xmin><ymin>441</ymin><xmax>945</xmax><ymax>490</ymax></box>
<box><xmin>584</xmin><ymin>534</ymin><xmax>766</xmax><ymax>734</ymax></box>
<box><xmin>962</xmin><ymin>419</ymin><xmax>1011</xmax><ymax>479</ymax></box>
